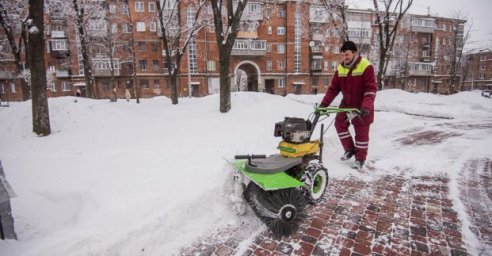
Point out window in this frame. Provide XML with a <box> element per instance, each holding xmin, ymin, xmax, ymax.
<box><xmin>334</xmin><ymin>46</ymin><xmax>340</xmax><ymax>53</ymax></box>
<box><xmin>48</xmin><ymin>82</ymin><xmax>56</xmax><ymax>91</ymax></box>
<box><xmin>267</xmin><ymin>61</ymin><xmax>272</xmax><ymax>71</ymax></box>
<box><xmin>311</xmin><ymin>77</ymin><xmax>319</xmax><ymax>87</ymax></box>
<box><xmin>207</xmin><ymin>60</ymin><xmax>216</xmax><ymax>71</ymax></box>
<box><xmin>267</xmin><ymin>26</ymin><xmax>272</xmax><ymax>35</ymax></box>
<box><xmin>148</xmin><ymin>2</ymin><xmax>156</xmax><ymax>12</ymax></box>
<box><xmin>323</xmin><ymin>78</ymin><xmax>329</xmax><ymax>87</ymax></box>
<box><xmin>422</xmin><ymin>50</ymin><xmax>430</xmax><ymax>57</ymax></box>
<box><xmin>51</xmin><ymin>40</ymin><xmax>67</xmax><ymax>50</ymax></box>
<box><xmin>277</xmin><ymin>43</ymin><xmax>285</xmax><ymax>53</ymax></box>
<box><xmin>136</xmin><ymin>22</ymin><xmax>145</xmax><ymax>32</ymax></box>
<box><xmin>153</xmin><ymin>60</ymin><xmax>159</xmax><ymax>71</ymax></box>
<box><xmin>278</xmin><ymin>78</ymin><xmax>285</xmax><ymax>88</ymax></box>
<box><xmin>139</xmin><ymin>60</ymin><xmax>147</xmax><ymax>71</ymax></box>
<box><xmin>62</xmin><ymin>81</ymin><xmax>72</xmax><ymax>91</ymax></box>
<box><xmin>480</xmin><ymin>64</ymin><xmax>485</xmax><ymax>70</ymax></box>
<box><xmin>151</xmin><ymin>42</ymin><xmax>158</xmax><ymax>51</ymax></box>
<box><xmin>153</xmin><ymin>80</ymin><xmax>160</xmax><ymax>89</ymax></box>
<box><xmin>480</xmin><ymin>55</ymin><xmax>486</xmax><ymax>61</ymax></box>
<box><xmin>10</xmin><ymin>83</ymin><xmax>16</xmax><ymax>93</ymax></box>
<box><xmin>109</xmin><ymin>4</ymin><xmax>116</xmax><ymax>14</ymax></box>
<box><xmin>150</xmin><ymin>22</ymin><xmax>156</xmax><ymax>32</ymax></box>
<box><xmin>102</xmin><ymin>81</ymin><xmax>112</xmax><ymax>91</ymax></box>
<box><xmin>277</xmin><ymin>8</ymin><xmax>285</xmax><ymax>18</ymax></box>
<box><xmin>248</xmin><ymin>3</ymin><xmax>260</xmax><ymax>13</ymax></box>
<box><xmin>278</xmin><ymin>60</ymin><xmax>285</xmax><ymax>70</ymax></box>
<box><xmin>332</xmin><ymin>61</ymin><xmax>338</xmax><ymax>71</ymax></box>
<box><xmin>311</xmin><ymin>59</ymin><xmax>322</xmax><ymax>70</ymax></box>
<box><xmin>277</xmin><ymin>27</ymin><xmax>285</xmax><ymax>35</ymax></box>
<box><xmin>138</xmin><ymin>42</ymin><xmax>146</xmax><ymax>52</ymax></box>
<box><xmin>122</xmin><ymin>5</ymin><xmax>129</xmax><ymax>15</ymax></box>
<box><xmin>479</xmin><ymin>73</ymin><xmax>485</xmax><ymax>80</ymax></box>
<box><xmin>135</xmin><ymin>2</ymin><xmax>144</xmax><ymax>12</ymax></box>
<box><xmin>111</xmin><ymin>24</ymin><xmax>117</xmax><ymax>34</ymax></box>
<box><xmin>0</xmin><ymin>83</ymin><xmax>4</xmax><ymax>93</ymax></box>
<box><xmin>163</xmin><ymin>61</ymin><xmax>169</xmax><ymax>74</ymax></box>
<box><xmin>267</xmin><ymin>43</ymin><xmax>272</xmax><ymax>52</ymax></box>
<box><xmin>122</xmin><ymin>23</ymin><xmax>131</xmax><ymax>33</ymax></box>
<box><xmin>324</xmin><ymin>61</ymin><xmax>329</xmax><ymax>70</ymax></box>
<box><xmin>140</xmin><ymin>79</ymin><xmax>149</xmax><ymax>89</ymax></box>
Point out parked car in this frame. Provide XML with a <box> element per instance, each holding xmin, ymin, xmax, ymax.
<box><xmin>481</xmin><ymin>90</ymin><xmax>492</xmax><ymax>98</ymax></box>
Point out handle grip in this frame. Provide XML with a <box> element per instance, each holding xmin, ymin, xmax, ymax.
<box><xmin>234</xmin><ymin>154</ymin><xmax>266</xmax><ymax>160</ymax></box>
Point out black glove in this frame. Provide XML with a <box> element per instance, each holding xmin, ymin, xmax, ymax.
<box><xmin>359</xmin><ymin>108</ymin><xmax>370</xmax><ymax>118</ymax></box>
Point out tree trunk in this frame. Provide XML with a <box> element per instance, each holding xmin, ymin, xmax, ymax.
<box><xmin>28</xmin><ymin>0</ymin><xmax>50</xmax><ymax>136</ymax></box>
<box><xmin>219</xmin><ymin>53</ymin><xmax>231</xmax><ymax>113</ymax></box>
<box><xmin>73</xmin><ymin>0</ymin><xmax>95</xmax><ymax>98</ymax></box>
<box><xmin>170</xmin><ymin>71</ymin><xmax>179</xmax><ymax>105</ymax></box>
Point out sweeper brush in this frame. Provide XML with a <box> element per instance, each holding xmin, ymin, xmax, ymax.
<box><xmin>244</xmin><ymin>183</ymin><xmax>307</xmax><ymax>236</ymax></box>
<box><xmin>229</xmin><ymin>106</ymin><xmax>361</xmax><ymax>236</ymax></box>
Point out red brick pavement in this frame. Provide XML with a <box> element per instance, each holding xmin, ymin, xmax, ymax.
<box><xmin>459</xmin><ymin>158</ymin><xmax>492</xmax><ymax>255</ymax></box>
<box><xmin>182</xmin><ymin>174</ymin><xmax>471</xmax><ymax>256</ymax></box>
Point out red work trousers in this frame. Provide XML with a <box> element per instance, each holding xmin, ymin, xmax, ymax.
<box><xmin>334</xmin><ymin>112</ymin><xmax>370</xmax><ymax>161</ymax></box>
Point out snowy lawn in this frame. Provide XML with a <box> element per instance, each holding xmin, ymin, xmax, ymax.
<box><xmin>0</xmin><ymin>90</ymin><xmax>491</xmax><ymax>255</ymax></box>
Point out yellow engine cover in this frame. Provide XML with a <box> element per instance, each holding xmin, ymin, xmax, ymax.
<box><xmin>278</xmin><ymin>140</ymin><xmax>320</xmax><ymax>158</ymax></box>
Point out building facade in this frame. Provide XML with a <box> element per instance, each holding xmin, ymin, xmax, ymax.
<box><xmin>461</xmin><ymin>50</ymin><xmax>492</xmax><ymax>91</ymax></box>
<box><xmin>0</xmin><ymin>0</ymin><xmax>467</xmax><ymax>102</ymax></box>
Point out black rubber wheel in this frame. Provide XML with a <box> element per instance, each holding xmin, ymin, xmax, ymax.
<box><xmin>303</xmin><ymin>164</ymin><xmax>329</xmax><ymax>204</ymax></box>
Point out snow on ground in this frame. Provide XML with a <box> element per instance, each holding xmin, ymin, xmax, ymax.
<box><xmin>0</xmin><ymin>90</ymin><xmax>491</xmax><ymax>255</ymax></box>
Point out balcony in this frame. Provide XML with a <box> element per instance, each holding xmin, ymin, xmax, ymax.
<box><xmin>50</xmin><ymin>30</ymin><xmax>67</xmax><ymax>38</ymax></box>
<box><xmin>411</xmin><ymin>18</ymin><xmax>435</xmax><ymax>33</ymax></box>
<box><xmin>50</xmin><ymin>50</ymin><xmax>70</xmax><ymax>59</ymax></box>
<box><xmin>0</xmin><ymin>71</ymin><xmax>14</xmax><ymax>79</ymax></box>
<box><xmin>240</xmin><ymin>3</ymin><xmax>263</xmax><ymax>21</ymax></box>
<box><xmin>56</xmin><ymin>69</ymin><xmax>71</xmax><ymax>77</ymax></box>
<box><xmin>408</xmin><ymin>62</ymin><xmax>433</xmax><ymax>76</ymax></box>
<box><xmin>94</xmin><ymin>69</ymin><xmax>120</xmax><ymax>77</ymax></box>
<box><xmin>231</xmin><ymin>39</ymin><xmax>266</xmax><ymax>56</ymax></box>
<box><xmin>310</xmin><ymin>7</ymin><xmax>329</xmax><ymax>23</ymax></box>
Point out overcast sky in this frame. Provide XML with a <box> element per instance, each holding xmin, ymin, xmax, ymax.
<box><xmin>349</xmin><ymin>0</ymin><xmax>492</xmax><ymax>50</ymax></box>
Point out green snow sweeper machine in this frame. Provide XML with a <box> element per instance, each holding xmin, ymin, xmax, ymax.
<box><xmin>230</xmin><ymin>106</ymin><xmax>361</xmax><ymax>236</ymax></box>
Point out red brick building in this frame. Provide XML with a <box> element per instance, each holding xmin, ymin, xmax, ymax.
<box><xmin>0</xmin><ymin>0</ymin><xmax>467</xmax><ymax>101</ymax></box>
<box><xmin>461</xmin><ymin>50</ymin><xmax>492</xmax><ymax>91</ymax></box>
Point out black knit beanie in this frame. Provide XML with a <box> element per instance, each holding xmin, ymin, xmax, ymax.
<box><xmin>341</xmin><ymin>41</ymin><xmax>358</xmax><ymax>52</ymax></box>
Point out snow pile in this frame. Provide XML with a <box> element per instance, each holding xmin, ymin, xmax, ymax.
<box><xmin>0</xmin><ymin>90</ymin><xmax>491</xmax><ymax>255</ymax></box>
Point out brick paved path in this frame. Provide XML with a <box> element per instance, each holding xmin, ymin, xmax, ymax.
<box><xmin>459</xmin><ymin>158</ymin><xmax>492</xmax><ymax>255</ymax></box>
<box><xmin>181</xmin><ymin>174</ymin><xmax>471</xmax><ymax>256</ymax></box>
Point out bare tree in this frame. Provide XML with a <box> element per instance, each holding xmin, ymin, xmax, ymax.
<box><xmin>372</xmin><ymin>0</ymin><xmax>413</xmax><ymax>90</ymax></box>
<box><xmin>446</xmin><ymin>11</ymin><xmax>470</xmax><ymax>93</ymax></box>
<box><xmin>27</xmin><ymin>0</ymin><xmax>51</xmax><ymax>136</ymax></box>
<box><xmin>157</xmin><ymin>0</ymin><xmax>208</xmax><ymax>105</ymax></box>
<box><xmin>0</xmin><ymin>0</ymin><xmax>30</xmax><ymax>100</ymax></box>
<box><xmin>210</xmin><ymin>0</ymin><xmax>248</xmax><ymax>113</ymax></box>
<box><xmin>320</xmin><ymin>0</ymin><xmax>349</xmax><ymax>41</ymax></box>
<box><xmin>46</xmin><ymin>0</ymin><xmax>106</xmax><ymax>98</ymax></box>
<box><xmin>94</xmin><ymin>3</ymin><xmax>135</xmax><ymax>102</ymax></box>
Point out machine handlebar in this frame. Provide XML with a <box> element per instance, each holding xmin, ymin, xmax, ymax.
<box><xmin>234</xmin><ymin>154</ymin><xmax>267</xmax><ymax>160</ymax></box>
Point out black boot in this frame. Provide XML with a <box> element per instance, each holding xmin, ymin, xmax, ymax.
<box><xmin>351</xmin><ymin>160</ymin><xmax>364</xmax><ymax>170</ymax></box>
<box><xmin>340</xmin><ymin>150</ymin><xmax>355</xmax><ymax>161</ymax></box>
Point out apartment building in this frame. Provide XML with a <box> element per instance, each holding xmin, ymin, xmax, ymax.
<box><xmin>0</xmin><ymin>0</ymin><xmax>467</xmax><ymax>101</ymax></box>
<box><xmin>461</xmin><ymin>50</ymin><xmax>492</xmax><ymax>91</ymax></box>
<box><xmin>384</xmin><ymin>13</ymin><xmax>466</xmax><ymax>93</ymax></box>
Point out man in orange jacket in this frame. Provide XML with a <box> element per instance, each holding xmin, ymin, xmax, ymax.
<box><xmin>320</xmin><ymin>41</ymin><xmax>377</xmax><ymax>170</ymax></box>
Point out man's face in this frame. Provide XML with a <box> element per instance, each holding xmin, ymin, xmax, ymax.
<box><xmin>341</xmin><ymin>50</ymin><xmax>356</xmax><ymax>64</ymax></box>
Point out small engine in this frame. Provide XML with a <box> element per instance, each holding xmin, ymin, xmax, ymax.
<box><xmin>274</xmin><ymin>117</ymin><xmax>312</xmax><ymax>143</ymax></box>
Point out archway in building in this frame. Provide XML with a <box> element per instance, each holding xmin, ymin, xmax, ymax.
<box><xmin>234</xmin><ymin>61</ymin><xmax>261</xmax><ymax>92</ymax></box>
